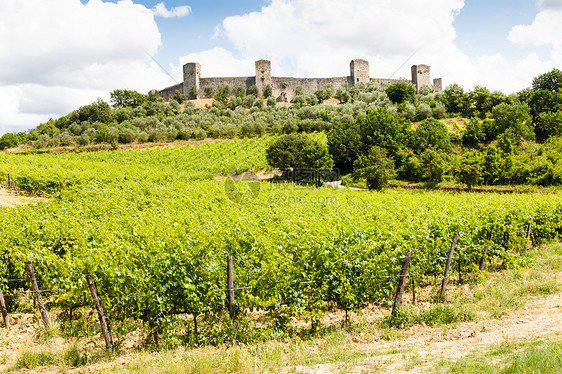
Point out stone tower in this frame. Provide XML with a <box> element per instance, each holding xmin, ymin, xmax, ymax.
<box><xmin>411</xmin><ymin>64</ymin><xmax>431</xmax><ymax>93</ymax></box>
<box><xmin>255</xmin><ymin>60</ymin><xmax>272</xmax><ymax>97</ymax></box>
<box><xmin>433</xmin><ymin>78</ymin><xmax>443</xmax><ymax>91</ymax></box>
<box><xmin>350</xmin><ymin>59</ymin><xmax>369</xmax><ymax>85</ymax></box>
<box><xmin>183</xmin><ymin>62</ymin><xmax>201</xmax><ymax>99</ymax></box>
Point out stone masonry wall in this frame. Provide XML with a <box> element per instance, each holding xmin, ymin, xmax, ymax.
<box><xmin>157</xmin><ymin>59</ymin><xmax>442</xmax><ymax>101</ymax></box>
<box><xmin>271</xmin><ymin>76</ymin><xmax>351</xmax><ymax>102</ymax></box>
<box><xmin>159</xmin><ymin>82</ymin><xmax>183</xmax><ymax>101</ymax></box>
<box><xmin>199</xmin><ymin>77</ymin><xmax>256</xmax><ymax>97</ymax></box>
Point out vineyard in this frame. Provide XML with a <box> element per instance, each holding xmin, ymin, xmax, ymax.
<box><xmin>1</xmin><ymin>137</ymin><xmax>562</xmax><ymax>345</ymax></box>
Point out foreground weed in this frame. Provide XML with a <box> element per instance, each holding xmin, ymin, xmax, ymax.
<box><xmin>502</xmin><ymin>341</ymin><xmax>562</xmax><ymax>374</ymax></box>
<box><xmin>15</xmin><ymin>348</ymin><xmax>57</xmax><ymax>370</ymax></box>
<box><xmin>381</xmin><ymin>304</ymin><xmax>474</xmax><ymax>328</ymax></box>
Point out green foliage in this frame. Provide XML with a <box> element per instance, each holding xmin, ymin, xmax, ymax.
<box><xmin>3</xmin><ymin>139</ymin><xmax>562</xmax><ymax>343</ymax></box>
<box><xmin>455</xmin><ymin>151</ymin><xmax>483</xmax><ymax>189</ymax></box>
<box><xmin>502</xmin><ymin>341</ymin><xmax>562</xmax><ymax>374</ymax></box>
<box><xmin>385</xmin><ymin>82</ymin><xmax>415</xmax><ymax>104</ymax></box>
<box><xmin>0</xmin><ymin>132</ymin><xmax>26</xmax><ymax>150</ymax></box>
<box><xmin>264</xmin><ymin>84</ymin><xmax>273</xmax><ymax>98</ymax></box>
<box><xmin>528</xmin><ymin>90</ymin><xmax>562</xmax><ymax>120</ymax></box>
<box><xmin>482</xmin><ymin>145</ymin><xmax>513</xmax><ymax>185</ymax></box>
<box><xmin>172</xmin><ymin>90</ymin><xmax>188</xmax><ymax>104</ymax></box>
<box><xmin>327</xmin><ymin>121</ymin><xmax>361</xmax><ymax>172</ymax></box>
<box><xmin>204</xmin><ymin>86</ymin><xmax>215</xmax><ymax>98</ymax></box>
<box><xmin>352</xmin><ymin>146</ymin><xmax>395</xmax><ymax>190</ymax></box>
<box><xmin>215</xmin><ymin>84</ymin><xmax>231</xmax><ymax>103</ymax></box>
<box><xmin>411</xmin><ymin>118</ymin><xmax>452</xmax><ymax>153</ymax></box>
<box><xmin>248</xmin><ymin>85</ymin><xmax>259</xmax><ymax>97</ymax></box>
<box><xmin>442</xmin><ymin>83</ymin><xmax>470</xmax><ymax>115</ymax></box>
<box><xmin>266</xmin><ymin>133</ymin><xmax>334</xmax><ymax>170</ymax></box>
<box><xmin>420</xmin><ymin>148</ymin><xmax>445</xmax><ymax>183</ymax></box>
<box><xmin>382</xmin><ymin>304</ymin><xmax>474</xmax><ymax>328</ymax></box>
<box><xmin>68</xmin><ymin>99</ymin><xmax>114</xmax><ymax>125</ymax></box>
<box><xmin>468</xmin><ymin>86</ymin><xmax>511</xmax><ymax>118</ymax></box>
<box><xmin>188</xmin><ymin>85</ymin><xmax>199</xmax><ymax>99</ymax></box>
<box><xmin>294</xmin><ymin>85</ymin><xmax>304</xmax><ymax>96</ymax></box>
<box><xmin>16</xmin><ymin>349</ymin><xmax>56</xmax><ymax>369</ymax></box>
<box><xmin>266</xmin><ymin>96</ymin><xmax>276</xmax><ymax>108</ymax></box>
<box><xmin>532</xmin><ymin>68</ymin><xmax>562</xmax><ymax>92</ymax></box>
<box><xmin>232</xmin><ymin>83</ymin><xmax>246</xmax><ymax>98</ymax></box>
<box><xmin>462</xmin><ymin>118</ymin><xmax>486</xmax><ymax>146</ymax></box>
<box><xmin>491</xmin><ymin>102</ymin><xmax>534</xmax><ymax>140</ymax></box>
<box><xmin>536</xmin><ymin>111</ymin><xmax>562</xmax><ymax>139</ymax></box>
<box><xmin>110</xmin><ymin>89</ymin><xmax>147</xmax><ymax>108</ymax></box>
<box><xmin>357</xmin><ymin>107</ymin><xmax>410</xmax><ymax>156</ymax></box>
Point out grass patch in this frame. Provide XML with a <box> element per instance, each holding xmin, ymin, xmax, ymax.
<box><xmin>381</xmin><ymin>304</ymin><xmax>475</xmax><ymax>328</ymax></box>
<box><xmin>15</xmin><ymin>348</ymin><xmax>56</xmax><ymax>369</ymax></box>
<box><xmin>503</xmin><ymin>340</ymin><xmax>562</xmax><ymax>373</ymax></box>
<box><xmin>436</xmin><ymin>339</ymin><xmax>562</xmax><ymax>374</ymax></box>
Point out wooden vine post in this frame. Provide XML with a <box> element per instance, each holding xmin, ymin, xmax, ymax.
<box><xmin>440</xmin><ymin>233</ymin><xmax>458</xmax><ymax>299</ymax></box>
<box><xmin>391</xmin><ymin>252</ymin><xmax>411</xmax><ymax>316</ymax></box>
<box><xmin>226</xmin><ymin>255</ymin><xmax>236</xmax><ymax>326</ymax></box>
<box><xmin>479</xmin><ymin>231</ymin><xmax>492</xmax><ymax>271</ymax></box>
<box><xmin>0</xmin><ymin>287</ymin><xmax>9</xmax><ymax>327</ymax></box>
<box><xmin>25</xmin><ymin>264</ymin><xmax>50</xmax><ymax>329</ymax></box>
<box><xmin>525</xmin><ymin>218</ymin><xmax>533</xmax><ymax>251</ymax></box>
<box><xmin>86</xmin><ymin>274</ymin><xmax>113</xmax><ymax>349</ymax></box>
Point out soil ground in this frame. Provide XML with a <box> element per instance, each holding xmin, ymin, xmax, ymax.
<box><xmin>0</xmin><ymin>188</ymin><xmax>43</xmax><ymax>207</ymax></box>
<box><xmin>0</xmin><ymin>268</ymin><xmax>560</xmax><ymax>373</ymax></box>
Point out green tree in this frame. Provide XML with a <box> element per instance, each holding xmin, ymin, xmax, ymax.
<box><xmin>266</xmin><ymin>134</ymin><xmax>334</xmax><ymax>170</ymax></box>
<box><xmin>204</xmin><ymin>86</ymin><xmax>215</xmax><ymax>98</ymax></box>
<box><xmin>468</xmin><ymin>86</ymin><xmax>511</xmax><ymax>118</ymax></box>
<box><xmin>327</xmin><ymin>121</ymin><xmax>362</xmax><ymax>173</ymax></box>
<box><xmin>462</xmin><ymin>117</ymin><xmax>486</xmax><ymax>146</ymax></box>
<box><xmin>411</xmin><ymin>118</ymin><xmax>452</xmax><ymax>153</ymax></box>
<box><xmin>248</xmin><ymin>85</ymin><xmax>259</xmax><ymax>97</ymax></box>
<box><xmin>456</xmin><ymin>151</ymin><xmax>483</xmax><ymax>189</ymax></box>
<box><xmin>110</xmin><ymin>89</ymin><xmax>147</xmax><ymax>108</ymax></box>
<box><xmin>532</xmin><ymin>68</ymin><xmax>562</xmax><ymax>92</ymax></box>
<box><xmin>352</xmin><ymin>146</ymin><xmax>396</xmax><ymax>191</ymax></box>
<box><xmin>536</xmin><ymin>111</ymin><xmax>562</xmax><ymax>139</ymax></box>
<box><xmin>491</xmin><ymin>102</ymin><xmax>534</xmax><ymax>140</ymax></box>
<box><xmin>357</xmin><ymin>107</ymin><xmax>410</xmax><ymax>156</ymax></box>
<box><xmin>527</xmin><ymin>90</ymin><xmax>562</xmax><ymax>119</ymax></box>
<box><xmin>68</xmin><ymin>99</ymin><xmax>114</xmax><ymax>124</ymax></box>
<box><xmin>385</xmin><ymin>82</ymin><xmax>415</xmax><ymax>104</ymax></box>
<box><xmin>264</xmin><ymin>85</ymin><xmax>273</xmax><ymax>98</ymax></box>
<box><xmin>215</xmin><ymin>84</ymin><xmax>231</xmax><ymax>104</ymax></box>
<box><xmin>441</xmin><ymin>83</ymin><xmax>469</xmax><ymax>115</ymax></box>
<box><xmin>0</xmin><ymin>133</ymin><xmax>22</xmax><ymax>150</ymax></box>
<box><xmin>419</xmin><ymin>149</ymin><xmax>444</xmax><ymax>183</ymax></box>
<box><xmin>172</xmin><ymin>90</ymin><xmax>188</xmax><ymax>104</ymax></box>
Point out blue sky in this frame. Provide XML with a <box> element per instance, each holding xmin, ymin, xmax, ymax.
<box><xmin>1</xmin><ymin>0</ymin><xmax>562</xmax><ymax>134</ymax></box>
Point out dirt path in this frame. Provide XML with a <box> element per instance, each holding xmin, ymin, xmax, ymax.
<box><xmin>1</xmin><ymin>273</ymin><xmax>560</xmax><ymax>373</ymax></box>
<box><xmin>0</xmin><ymin>188</ymin><xmax>43</xmax><ymax>207</ymax></box>
<box><xmin>290</xmin><ymin>286</ymin><xmax>562</xmax><ymax>373</ymax></box>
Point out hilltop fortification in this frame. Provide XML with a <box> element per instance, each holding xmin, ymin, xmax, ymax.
<box><xmin>158</xmin><ymin>59</ymin><xmax>441</xmax><ymax>102</ymax></box>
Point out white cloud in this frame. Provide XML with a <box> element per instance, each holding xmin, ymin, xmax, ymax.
<box><xmin>538</xmin><ymin>0</ymin><xmax>562</xmax><ymax>10</ymax></box>
<box><xmin>152</xmin><ymin>2</ymin><xmax>191</xmax><ymax>18</ymax></box>
<box><xmin>215</xmin><ymin>0</ymin><xmax>465</xmax><ymax>78</ymax></box>
<box><xmin>509</xmin><ymin>8</ymin><xmax>562</xmax><ymax>48</ymax></box>
<box><xmin>182</xmin><ymin>0</ymin><xmax>561</xmax><ymax>96</ymax></box>
<box><xmin>0</xmin><ymin>0</ymin><xmax>172</xmax><ymax>134</ymax></box>
<box><xmin>179</xmin><ymin>48</ymin><xmax>255</xmax><ymax>77</ymax></box>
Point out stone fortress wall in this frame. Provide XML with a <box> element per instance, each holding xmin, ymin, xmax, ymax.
<box><xmin>158</xmin><ymin>59</ymin><xmax>442</xmax><ymax>102</ymax></box>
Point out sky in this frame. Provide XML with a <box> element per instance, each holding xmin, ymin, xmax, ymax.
<box><xmin>1</xmin><ymin>0</ymin><xmax>562</xmax><ymax>134</ymax></box>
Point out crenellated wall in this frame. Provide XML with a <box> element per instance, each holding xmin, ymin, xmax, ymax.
<box><xmin>271</xmin><ymin>76</ymin><xmax>351</xmax><ymax>102</ymax></box>
<box><xmin>157</xmin><ymin>59</ymin><xmax>442</xmax><ymax>102</ymax></box>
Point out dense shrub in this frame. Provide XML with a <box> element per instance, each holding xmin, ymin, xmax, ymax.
<box><xmin>266</xmin><ymin>133</ymin><xmax>333</xmax><ymax>170</ymax></box>
<box><xmin>385</xmin><ymin>82</ymin><xmax>415</xmax><ymax>104</ymax></box>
